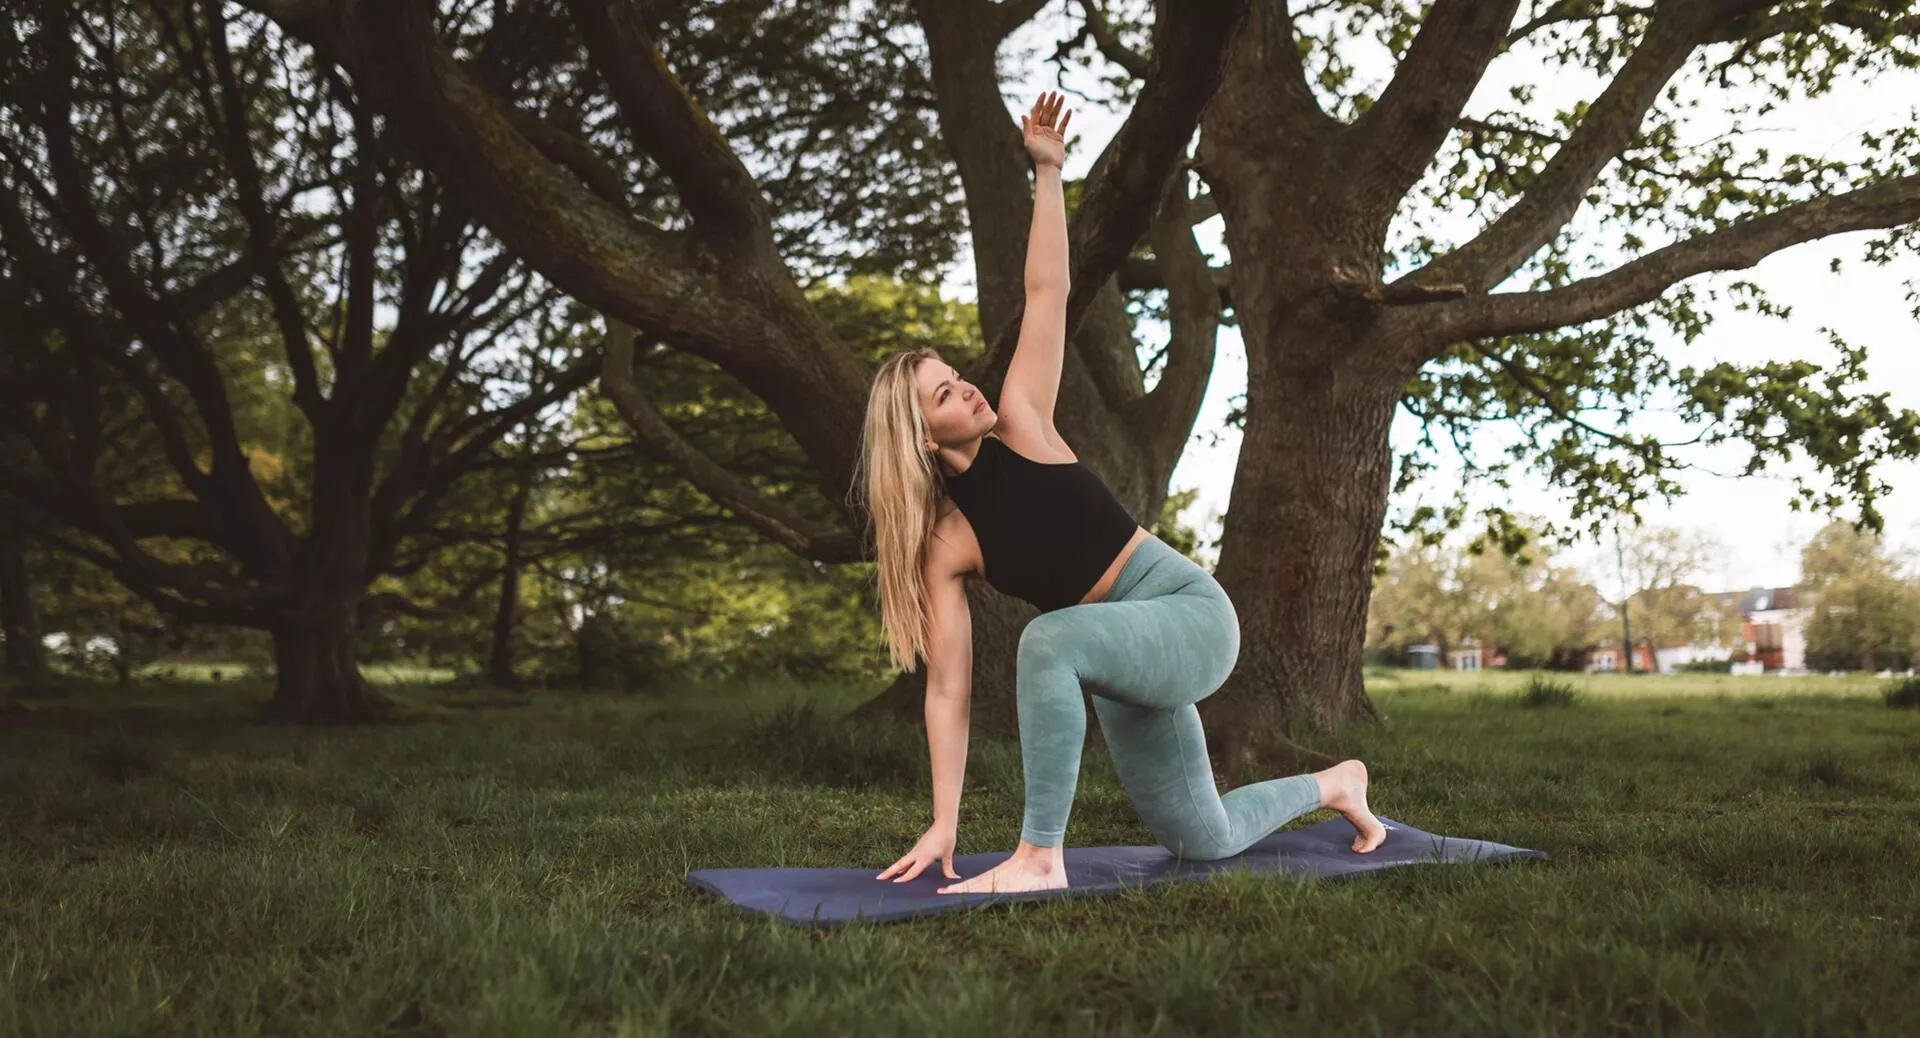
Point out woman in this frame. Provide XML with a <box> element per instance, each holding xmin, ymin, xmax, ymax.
<box><xmin>854</xmin><ymin>92</ymin><xmax>1385</xmax><ymax>896</ymax></box>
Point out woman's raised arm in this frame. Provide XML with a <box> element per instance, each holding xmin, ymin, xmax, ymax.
<box><xmin>998</xmin><ymin>91</ymin><xmax>1072</xmax><ymax>433</ymax></box>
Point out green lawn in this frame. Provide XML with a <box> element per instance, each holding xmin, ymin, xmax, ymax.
<box><xmin>3</xmin><ymin>670</ymin><xmax>1917</xmax><ymax>1035</ymax></box>
<box><xmin>126</xmin><ymin>660</ymin><xmax>458</xmax><ymax>684</ymax></box>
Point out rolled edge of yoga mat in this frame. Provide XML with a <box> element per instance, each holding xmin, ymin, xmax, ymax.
<box><xmin>685</xmin><ymin>816</ymin><xmax>1548</xmax><ymax>927</ymax></box>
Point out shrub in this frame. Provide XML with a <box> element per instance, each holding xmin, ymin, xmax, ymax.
<box><xmin>1518</xmin><ymin>674</ymin><xmax>1580</xmax><ymax>708</ymax></box>
<box><xmin>1884</xmin><ymin>676</ymin><xmax>1920</xmax><ymax>710</ymax></box>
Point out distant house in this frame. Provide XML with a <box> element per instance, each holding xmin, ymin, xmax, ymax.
<box><xmin>1585</xmin><ymin>643</ymin><xmax>1656</xmax><ymax>673</ymax></box>
<box><xmin>1718</xmin><ymin>586</ymin><xmax>1809</xmax><ymax>673</ymax></box>
<box><xmin>1598</xmin><ymin>585</ymin><xmax>1810</xmax><ymax>675</ymax></box>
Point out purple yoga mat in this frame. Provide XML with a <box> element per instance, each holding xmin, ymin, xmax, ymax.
<box><xmin>686</xmin><ymin>816</ymin><xmax>1546</xmax><ymax>926</ymax></box>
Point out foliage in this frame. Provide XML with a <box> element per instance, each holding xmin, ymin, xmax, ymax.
<box><xmin>1367</xmin><ymin>524</ymin><xmax>1604</xmax><ymax>665</ymax></box>
<box><xmin>1800</xmin><ymin>519</ymin><xmax>1920</xmax><ymax>672</ymax></box>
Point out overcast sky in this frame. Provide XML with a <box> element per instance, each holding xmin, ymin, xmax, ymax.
<box><xmin>957</xmin><ymin>8</ymin><xmax>1920</xmax><ymax>595</ymax></box>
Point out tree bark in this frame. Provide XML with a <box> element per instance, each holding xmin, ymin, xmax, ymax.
<box><xmin>267</xmin><ymin>609</ymin><xmax>389</xmax><ymax>722</ymax></box>
<box><xmin>1204</xmin><ymin>340</ymin><xmax>1400</xmax><ymax>778</ymax></box>
<box><xmin>0</xmin><ymin>515</ymin><xmax>48</xmax><ymax>678</ymax></box>
<box><xmin>264</xmin><ymin>451</ymin><xmax>392</xmax><ymax>722</ymax></box>
<box><xmin>487</xmin><ymin>469</ymin><xmax>533</xmax><ymax>691</ymax></box>
<box><xmin>1186</xmin><ymin>24</ymin><xmax>1400</xmax><ymax>776</ymax></box>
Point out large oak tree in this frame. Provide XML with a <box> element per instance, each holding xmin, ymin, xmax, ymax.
<box><xmin>113</xmin><ymin>2</ymin><xmax>1920</xmax><ymax>771</ymax></box>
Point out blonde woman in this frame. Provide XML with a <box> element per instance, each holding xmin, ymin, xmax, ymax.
<box><xmin>855</xmin><ymin>92</ymin><xmax>1385</xmax><ymax>896</ymax></box>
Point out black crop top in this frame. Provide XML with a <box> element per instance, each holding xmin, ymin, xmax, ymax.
<box><xmin>941</xmin><ymin>434</ymin><xmax>1140</xmax><ymax>612</ymax></box>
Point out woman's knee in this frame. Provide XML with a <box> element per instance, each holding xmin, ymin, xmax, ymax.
<box><xmin>1016</xmin><ymin>613</ymin><xmax>1081</xmax><ymax>678</ymax></box>
<box><xmin>1149</xmin><ymin>819</ymin><xmax>1235</xmax><ymax>862</ymax></box>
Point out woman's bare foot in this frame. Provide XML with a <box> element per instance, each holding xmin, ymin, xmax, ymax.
<box><xmin>937</xmin><ymin>840</ymin><xmax>1069</xmax><ymax>895</ymax></box>
<box><xmin>1313</xmin><ymin>759</ymin><xmax>1387</xmax><ymax>853</ymax></box>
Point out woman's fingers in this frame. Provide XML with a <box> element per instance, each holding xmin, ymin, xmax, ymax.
<box><xmin>895</xmin><ymin>858</ymin><xmax>927</xmax><ymax>882</ymax></box>
<box><xmin>1058</xmin><ymin>108</ymin><xmax>1071</xmax><ymax>137</ymax></box>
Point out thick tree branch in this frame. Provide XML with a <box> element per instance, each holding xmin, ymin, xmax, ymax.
<box><xmin>245</xmin><ymin>0</ymin><xmax>876</xmax><ymax>496</ymax></box>
<box><xmin>1422</xmin><ymin>174</ymin><xmax>1920</xmax><ymax>346</ymax></box>
<box><xmin>1409</xmin><ymin>0</ymin><xmax>1775</xmax><ymax>294</ymax></box>
<box><xmin>599</xmin><ymin>320</ymin><xmax>864</xmax><ymax>564</ymax></box>
<box><xmin>560</xmin><ymin>0</ymin><xmax>773</xmax><ymax>245</ymax></box>
<box><xmin>244</xmin><ymin>0</ymin><xmax>748</xmax><ymax>347</ymax></box>
<box><xmin>1351</xmin><ymin>0</ymin><xmax>1522</xmax><ymax>210</ymax></box>
<box><xmin>1201</xmin><ymin>0</ymin><xmax>1339</xmax><ymax>167</ymax></box>
<box><xmin>1134</xmin><ymin>174</ymin><xmax>1222</xmax><ymax>472</ymax></box>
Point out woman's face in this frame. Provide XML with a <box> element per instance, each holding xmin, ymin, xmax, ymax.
<box><xmin>913</xmin><ymin>357</ymin><xmax>995</xmax><ymax>448</ymax></box>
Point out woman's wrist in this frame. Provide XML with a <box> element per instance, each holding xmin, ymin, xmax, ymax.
<box><xmin>1033</xmin><ymin>160</ymin><xmax>1063</xmax><ymax>176</ymax></box>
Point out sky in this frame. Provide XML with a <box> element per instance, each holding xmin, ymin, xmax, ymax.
<box><xmin>951</xmin><ymin>7</ymin><xmax>1920</xmax><ymax>597</ymax></box>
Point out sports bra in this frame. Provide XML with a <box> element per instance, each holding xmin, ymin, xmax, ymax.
<box><xmin>940</xmin><ymin>433</ymin><xmax>1140</xmax><ymax>612</ymax></box>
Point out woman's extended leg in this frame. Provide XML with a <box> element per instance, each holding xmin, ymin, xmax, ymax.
<box><xmin>1089</xmin><ymin>697</ymin><xmax>1321</xmax><ymax>860</ymax></box>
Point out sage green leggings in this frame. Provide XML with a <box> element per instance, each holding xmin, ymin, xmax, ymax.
<box><xmin>1016</xmin><ymin>534</ymin><xmax>1321</xmax><ymax>859</ymax></box>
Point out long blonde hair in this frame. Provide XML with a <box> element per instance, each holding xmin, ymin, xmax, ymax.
<box><xmin>853</xmin><ymin>347</ymin><xmax>947</xmax><ymax>673</ymax></box>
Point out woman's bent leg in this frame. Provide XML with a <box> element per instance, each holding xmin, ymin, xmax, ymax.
<box><xmin>1013</xmin><ymin>620</ymin><xmax>1092</xmax><ymax>847</ymax></box>
<box><xmin>1012</xmin><ymin>589</ymin><xmax>1225</xmax><ymax>847</ymax></box>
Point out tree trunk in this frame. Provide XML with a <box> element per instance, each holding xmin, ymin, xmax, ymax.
<box><xmin>267</xmin><ymin>610</ymin><xmax>390</xmax><ymax>722</ymax></box>
<box><xmin>0</xmin><ymin>516</ymin><xmax>48</xmax><ymax>678</ymax></box>
<box><xmin>265</xmin><ymin>452</ymin><xmax>391</xmax><ymax>722</ymax></box>
<box><xmin>487</xmin><ymin>473</ymin><xmax>533</xmax><ymax>690</ymax></box>
<box><xmin>1201</xmin><ymin>343</ymin><xmax>1399</xmax><ymax>780</ymax></box>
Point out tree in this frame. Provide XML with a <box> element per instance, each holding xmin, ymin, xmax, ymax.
<box><xmin>0</xmin><ymin>508</ymin><xmax>49</xmax><ymax>680</ymax></box>
<box><xmin>0</xmin><ymin>1</ymin><xmax>596</xmax><ymax>719</ymax></box>
<box><xmin>227</xmin><ymin>0</ymin><xmax>1920</xmax><ymax>771</ymax></box>
<box><xmin>1614</xmin><ymin>525</ymin><xmax>1729</xmax><ymax>657</ymax></box>
<box><xmin>1801</xmin><ymin>519</ymin><xmax>1918</xmax><ymax>671</ymax></box>
<box><xmin>1366</xmin><ymin>531</ymin><xmax>1603</xmax><ymax>668</ymax></box>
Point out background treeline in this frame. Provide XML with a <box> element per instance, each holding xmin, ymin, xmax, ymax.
<box><xmin>1365</xmin><ymin>519</ymin><xmax>1920</xmax><ymax>672</ymax></box>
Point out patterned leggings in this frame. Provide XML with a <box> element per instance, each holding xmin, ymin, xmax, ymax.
<box><xmin>1015</xmin><ymin>535</ymin><xmax>1322</xmax><ymax>858</ymax></box>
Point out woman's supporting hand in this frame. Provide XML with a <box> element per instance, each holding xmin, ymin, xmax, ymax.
<box><xmin>1021</xmin><ymin>90</ymin><xmax>1071</xmax><ymax>170</ymax></box>
<box><xmin>876</xmin><ymin>823</ymin><xmax>960</xmax><ymax>884</ymax></box>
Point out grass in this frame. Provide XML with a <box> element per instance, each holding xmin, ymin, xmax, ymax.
<box><xmin>1517</xmin><ymin>673</ymin><xmax>1581</xmax><ymax>708</ymax></box>
<box><xmin>126</xmin><ymin>660</ymin><xmax>458</xmax><ymax>684</ymax></box>
<box><xmin>3</xmin><ymin>669</ymin><xmax>1919</xmax><ymax>1035</ymax></box>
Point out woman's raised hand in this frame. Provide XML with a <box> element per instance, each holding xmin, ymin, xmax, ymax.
<box><xmin>1021</xmin><ymin>90</ymin><xmax>1071</xmax><ymax>170</ymax></box>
